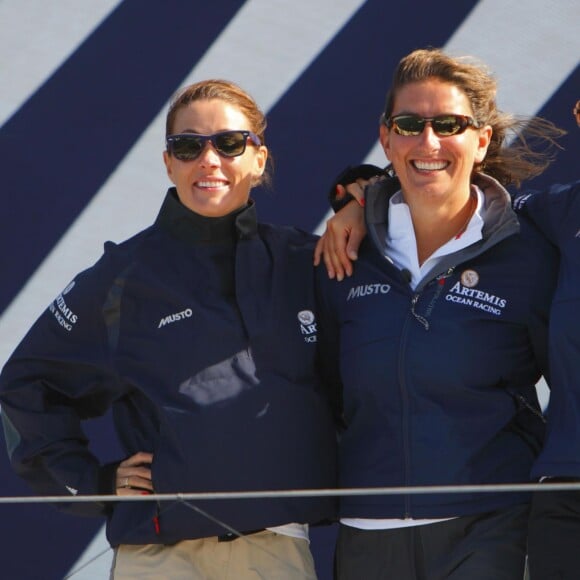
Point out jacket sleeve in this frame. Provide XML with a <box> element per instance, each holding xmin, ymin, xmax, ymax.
<box><xmin>519</xmin><ymin>217</ymin><xmax>559</xmax><ymax>386</ymax></box>
<box><xmin>525</xmin><ymin>182</ymin><xmax>580</xmax><ymax>478</ymax></box>
<box><xmin>0</xmin><ymin>248</ymin><xmax>125</xmax><ymax>516</ymax></box>
<box><xmin>314</xmin><ymin>265</ymin><xmax>346</xmax><ymax>432</ymax></box>
<box><xmin>513</xmin><ymin>180</ymin><xmax>580</xmax><ymax>245</ymax></box>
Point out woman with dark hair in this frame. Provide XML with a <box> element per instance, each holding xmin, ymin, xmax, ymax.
<box><xmin>315</xmin><ymin>48</ymin><xmax>563</xmax><ymax>579</ymax></box>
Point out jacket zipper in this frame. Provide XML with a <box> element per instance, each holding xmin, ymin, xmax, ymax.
<box><xmin>398</xmin><ymin>309</ymin><xmax>414</xmax><ymax>518</ymax></box>
<box><xmin>516</xmin><ymin>394</ymin><xmax>547</xmax><ymax>423</ymax></box>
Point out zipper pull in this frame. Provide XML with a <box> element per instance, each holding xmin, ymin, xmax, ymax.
<box><xmin>153</xmin><ymin>502</ymin><xmax>161</xmax><ymax>535</ymax></box>
<box><xmin>411</xmin><ymin>294</ymin><xmax>429</xmax><ymax>330</ymax></box>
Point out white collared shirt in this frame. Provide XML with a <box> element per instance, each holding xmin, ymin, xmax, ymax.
<box><xmin>386</xmin><ymin>185</ymin><xmax>485</xmax><ymax>290</ymax></box>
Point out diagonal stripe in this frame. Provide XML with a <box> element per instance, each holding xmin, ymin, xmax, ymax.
<box><xmin>0</xmin><ymin>0</ymin><xmax>367</xmax><ymax>362</ymax></box>
<box><xmin>314</xmin><ymin>0</ymin><xmax>580</xmax><ymax>233</ymax></box>
<box><xmin>0</xmin><ymin>0</ymin><xmax>122</xmax><ymax>127</ymax></box>
<box><xmin>0</xmin><ymin>1</ymin><xmax>577</xmax><ymax>578</ymax></box>
<box><xmin>258</xmin><ymin>0</ymin><xmax>481</xmax><ymax>232</ymax></box>
<box><xmin>0</xmin><ymin>0</ymin><xmax>242</xmax><ymax>315</ymax></box>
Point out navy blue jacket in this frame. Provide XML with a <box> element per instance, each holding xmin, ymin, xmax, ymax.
<box><xmin>0</xmin><ymin>189</ymin><xmax>337</xmax><ymax>545</ymax></box>
<box><xmin>514</xmin><ymin>181</ymin><xmax>580</xmax><ymax>478</ymax></box>
<box><xmin>316</xmin><ymin>174</ymin><xmax>558</xmax><ymax>520</ymax></box>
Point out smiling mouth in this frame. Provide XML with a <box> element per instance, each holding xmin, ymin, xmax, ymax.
<box><xmin>196</xmin><ymin>180</ymin><xmax>228</xmax><ymax>188</ymax></box>
<box><xmin>412</xmin><ymin>160</ymin><xmax>449</xmax><ymax>171</ymax></box>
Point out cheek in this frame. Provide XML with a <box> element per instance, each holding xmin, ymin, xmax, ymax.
<box><xmin>379</xmin><ymin>125</ymin><xmax>391</xmax><ymax>158</ymax></box>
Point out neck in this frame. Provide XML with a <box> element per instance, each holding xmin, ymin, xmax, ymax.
<box><xmin>407</xmin><ymin>188</ymin><xmax>476</xmax><ymax>266</ymax></box>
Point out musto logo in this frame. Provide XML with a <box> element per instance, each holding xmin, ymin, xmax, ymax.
<box><xmin>347</xmin><ymin>283</ymin><xmax>391</xmax><ymax>301</ymax></box>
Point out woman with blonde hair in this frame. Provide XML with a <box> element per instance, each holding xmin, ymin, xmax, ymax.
<box><xmin>0</xmin><ymin>79</ymin><xmax>337</xmax><ymax>579</ymax></box>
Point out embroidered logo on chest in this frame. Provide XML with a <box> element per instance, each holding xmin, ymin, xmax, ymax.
<box><xmin>346</xmin><ymin>283</ymin><xmax>391</xmax><ymax>301</ymax></box>
<box><xmin>298</xmin><ymin>310</ymin><xmax>317</xmax><ymax>343</ymax></box>
<box><xmin>157</xmin><ymin>308</ymin><xmax>193</xmax><ymax>328</ymax></box>
<box><xmin>445</xmin><ymin>270</ymin><xmax>508</xmax><ymax>316</ymax></box>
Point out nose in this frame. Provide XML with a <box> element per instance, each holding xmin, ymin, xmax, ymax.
<box><xmin>418</xmin><ymin>123</ymin><xmax>440</xmax><ymax>147</ymax></box>
<box><xmin>198</xmin><ymin>140</ymin><xmax>220</xmax><ymax>165</ymax></box>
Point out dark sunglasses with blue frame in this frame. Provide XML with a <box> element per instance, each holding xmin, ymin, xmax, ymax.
<box><xmin>166</xmin><ymin>130</ymin><xmax>261</xmax><ymax>161</ymax></box>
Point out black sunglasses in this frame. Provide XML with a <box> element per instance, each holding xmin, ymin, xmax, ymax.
<box><xmin>385</xmin><ymin>114</ymin><xmax>480</xmax><ymax>137</ymax></box>
<box><xmin>166</xmin><ymin>130</ymin><xmax>261</xmax><ymax>161</ymax></box>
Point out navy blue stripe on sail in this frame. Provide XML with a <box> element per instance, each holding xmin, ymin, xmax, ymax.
<box><xmin>255</xmin><ymin>0</ymin><xmax>480</xmax><ymax>231</ymax></box>
<box><xmin>0</xmin><ymin>0</ymin><xmax>243</xmax><ymax>315</ymax></box>
<box><xmin>0</xmin><ymin>3</ymin><xmax>243</xmax><ymax>578</ymax></box>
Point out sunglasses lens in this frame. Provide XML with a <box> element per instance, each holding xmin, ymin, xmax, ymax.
<box><xmin>390</xmin><ymin>115</ymin><xmax>473</xmax><ymax>137</ymax></box>
<box><xmin>432</xmin><ymin>115</ymin><xmax>464</xmax><ymax>136</ymax></box>
<box><xmin>168</xmin><ymin>131</ymin><xmax>254</xmax><ymax>160</ymax></box>
<box><xmin>170</xmin><ymin>136</ymin><xmax>203</xmax><ymax>160</ymax></box>
<box><xmin>393</xmin><ymin>116</ymin><xmax>424</xmax><ymax>136</ymax></box>
<box><xmin>214</xmin><ymin>131</ymin><xmax>247</xmax><ymax>157</ymax></box>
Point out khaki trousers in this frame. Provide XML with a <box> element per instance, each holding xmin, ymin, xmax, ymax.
<box><xmin>111</xmin><ymin>530</ymin><xmax>317</xmax><ymax>580</ymax></box>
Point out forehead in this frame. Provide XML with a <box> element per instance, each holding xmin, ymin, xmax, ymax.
<box><xmin>392</xmin><ymin>79</ymin><xmax>473</xmax><ymax>116</ymax></box>
<box><xmin>171</xmin><ymin>99</ymin><xmax>250</xmax><ymax>134</ymax></box>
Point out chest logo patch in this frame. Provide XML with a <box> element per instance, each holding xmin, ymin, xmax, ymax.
<box><xmin>158</xmin><ymin>308</ymin><xmax>193</xmax><ymax>328</ymax></box>
<box><xmin>298</xmin><ymin>310</ymin><xmax>317</xmax><ymax>343</ymax></box>
<box><xmin>346</xmin><ymin>283</ymin><xmax>391</xmax><ymax>301</ymax></box>
<box><xmin>446</xmin><ymin>277</ymin><xmax>508</xmax><ymax>316</ymax></box>
<box><xmin>460</xmin><ymin>269</ymin><xmax>479</xmax><ymax>288</ymax></box>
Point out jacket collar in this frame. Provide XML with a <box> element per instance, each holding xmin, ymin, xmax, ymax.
<box><xmin>155</xmin><ymin>187</ymin><xmax>258</xmax><ymax>244</ymax></box>
<box><xmin>365</xmin><ymin>173</ymin><xmax>519</xmax><ymax>247</ymax></box>
<box><xmin>364</xmin><ymin>173</ymin><xmax>520</xmax><ymax>289</ymax></box>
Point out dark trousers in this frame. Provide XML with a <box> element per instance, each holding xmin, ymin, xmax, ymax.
<box><xmin>528</xmin><ymin>490</ymin><xmax>580</xmax><ymax>580</ymax></box>
<box><xmin>335</xmin><ymin>505</ymin><xmax>529</xmax><ymax>580</ymax></box>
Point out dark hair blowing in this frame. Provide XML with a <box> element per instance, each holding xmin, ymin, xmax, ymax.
<box><xmin>165</xmin><ymin>79</ymin><xmax>272</xmax><ymax>187</ymax></box>
<box><xmin>382</xmin><ymin>48</ymin><xmax>565</xmax><ymax>187</ymax></box>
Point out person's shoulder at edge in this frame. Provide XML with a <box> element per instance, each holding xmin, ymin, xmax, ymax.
<box><xmin>257</xmin><ymin>221</ymin><xmax>319</xmax><ymax>248</ymax></box>
<box><xmin>512</xmin><ymin>179</ymin><xmax>580</xmax><ymax>241</ymax></box>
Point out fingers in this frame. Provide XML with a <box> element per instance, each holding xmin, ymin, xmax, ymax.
<box><xmin>347</xmin><ymin>180</ymin><xmax>367</xmax><ymax>205</ymax></box>
<box><xmin>316</xmin><ymin>230</ymin><xmax>353</xmax><ymax>280</ymax></box>
<box><xmin>328</xmin><ymin>200</ymin><xmax>366</xmax><ymax>279</ymax></box>
<box><xmin>346</xmin><ymin>226</ymin><xmax>366</xmax><ymax>262</ymax></box>
<box><xmin>119</xmin><ymin>451</ymin><xmax>153</xmax><ymax>467</ymax></box>
<box><xmin>317</xmin><ymin>211</ymin><xmax>348</xmax><ymax>281</ymax></box>
<box><xmin>316</xmin><ymin>234</ymin><xmax>338</xmax><ymax>280</ymax></box>
<box><xmin>326</xmin><ymin>226</ymin><xmax>354</xmax><ymax>280</ymax></box>
<box><xmin>313</xmin><ymin>235</ymin><xmax>326</xmax><ymax>268</ymax></box>
<box><xmin>335</xmin><ymin>183</ymin><xmax>347</xmax><ymax>200</ymax></box>
<box><xmin>317</xmin><ymin>180</ymin><xmax>367</xmax><ymax>279</ymax></box>
<box><xmin>116</xmin><ymin>451</ymin><xmax>154</xmax><ymax>496</ymax></box>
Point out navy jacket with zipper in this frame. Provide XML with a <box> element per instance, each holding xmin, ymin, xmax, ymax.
<box><xmin>514</xmin><ymin>180</ymin><xmax>580</xmax><ymax>479</ymax></box>
<box><xmin>316</xmin><ymin>173</ymin><xmax>558</xmax><ymax>520</ymax></box>
<box><xmin>0</xmin><ymin>188</ymin><xmax>337</xmax><ymax>546</ymax></box>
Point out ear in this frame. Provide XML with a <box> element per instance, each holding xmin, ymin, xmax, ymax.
<box><xmin>474</xmin><ymin>125</ymin><xmax>493</xmax><ymax>164</ymax></box>
<box><xmin>251</xmin><ymin>145</ymin><xmax>268</xmax><ymax>183</ymax></box>
<box><xmin>163</xmin><ymin>150</ymin><xmax>176</xmax><ymax>184</ymax></box>
<box><xmin>379</xmin><ymin>124</ymin><xmax>391</xmax><ymax>159</ymax></box>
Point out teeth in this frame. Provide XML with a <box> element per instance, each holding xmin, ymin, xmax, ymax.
<box><xmin>197</xmin><ymin>180</ymin><xmax>226</xmax><ymax>188</ymax></box>
<box><xmin>413</xmin><ymin>160</ymin><xmax>448</xmax><ymax>171</ymax></box>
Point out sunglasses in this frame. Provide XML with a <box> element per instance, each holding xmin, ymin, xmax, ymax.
<box><xmin>166</xmin><ymin>130</ymin><xmax>261</xmax><ymax>161</ymax></box>
<box><xmin>385</xmin><ymin>114</ymin><xmax>480</xmax><ymax>137</ymax></box>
